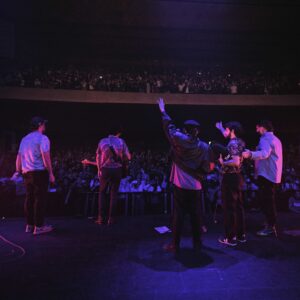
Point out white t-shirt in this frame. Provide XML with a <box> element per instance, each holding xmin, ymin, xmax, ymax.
<box><xmin>18</xmin><ymin>131</ymin><xmax>50</xmax><ymax>173</ymax></box>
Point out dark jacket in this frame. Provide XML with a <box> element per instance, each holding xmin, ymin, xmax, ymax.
<box><xmin>162</xmin><ymin>112</ymin><xmax>213</xmax><ymax>180</ymax></box>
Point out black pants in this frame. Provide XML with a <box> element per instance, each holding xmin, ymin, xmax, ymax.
<box><xmin>98</xmin><ymin>167</ymin><xmax>122</xmax><ymax>222</ymax></box>
<box><xmin>23</xmin><ymin>170</ymin><xmax>49</xmax><ymax>227</ymax></box>
<box><xmin>257</xmin><ymin>176</ymin><xmax>277</xmax><ymax>227</ymax></box>
<box><xmin>221</xmin><ymin>173</ymin><xmax>245</xmax><ymax>240</ymax></box>
<box><xmin>172</xmin><ymin>185</ymin><xmax>202</xmax><ymax>248</ymax></box>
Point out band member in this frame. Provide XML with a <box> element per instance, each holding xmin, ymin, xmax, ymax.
<box><xmin>158</xmin><ymin>98</ymin><xmax>213</xmax><ymax>254</ymax></box>
<box><xmin>215</xmin><ymin>121</ymin><xmax>246</xmax><ymax>246</ymax></box>
<box><xmin>15</xmin><ymin>117</ymin><xmax>55</xmax><ymax>235</ymax></box>
<box><xmin>94</xmin><ymin>124</ymin><xmax>131</xmax><ymax>225</ymax></box>
<box><xmin>243</xmin><ymin>120</ymin><xmax>282</xmax><ymax>236</ymax></box>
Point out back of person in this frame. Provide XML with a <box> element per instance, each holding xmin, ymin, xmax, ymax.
<box><xmin>256</xmin><ymin>132</ymin><xmax>282</xmax><ymax>183</ymax></box>
<box><xmin>168</xmin><ymin>128</ymin><xmax>211</xmax><ymax>179</ymax></box>
<box><xmin>97</xmin><ymin>135</ymin><xmax>129</xmax><ymax>169</ymax></box>
<box><xmin>19</xmin><ymin>131</ymin><xmax>50</xmax><ymax>173</ymax></box>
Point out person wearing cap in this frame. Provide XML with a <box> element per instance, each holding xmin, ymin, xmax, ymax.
<box><xmin>242</xmin><ymin>120</ymin><xmax>282</xmax><ymax>236</ymax></box>
<box><xmin>15</xmin><ymin>116</ymin><xmax>55</xmax><ymax>235</ymax></box>
<box><xmin>158</xmin><ymin>98</ymin><xmax>213</xmax><ymax>254</ymax></box>
<box><xmin>215</xmin><ymin>121</ymin><xmax>246</xmax><ymax>246</ymax></box>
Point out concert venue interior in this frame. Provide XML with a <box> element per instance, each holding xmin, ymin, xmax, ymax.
<box><xmin>1</xmin><ymin>1</ymin><xmax>300</xmax><ymax>299</ymax></box>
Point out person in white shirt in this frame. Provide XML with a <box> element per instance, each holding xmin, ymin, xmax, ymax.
<box><xmin>243</xmin><ymin>120</ymin><xmax>283</xmax><ymax>236</ymax></box>
<box><xmin>15</xmin><ymin>116</ymin><xmax>55</xmax><ymax>235</ymax></box>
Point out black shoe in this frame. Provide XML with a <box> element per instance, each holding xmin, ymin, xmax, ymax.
<box><xmin>257</xmin><ymin>226</ymin><xmax>277</xmax><ymax>237</ymax></box>
<box><xmin>233</xmin><ymin>235</ymin><xmax>247</xmax><ymax>243</ymax></box>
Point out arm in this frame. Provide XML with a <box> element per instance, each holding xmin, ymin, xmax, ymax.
<box><xmin>243</xmin><ymin>138</ymin><xmax>271</xmax><ymax>160</ymax></box>
<box><xmin>41</xmin><ymin>151</ymin><xmax>55</xmax><ymax>183</ymax></box>
<box><xmin>16</xmin><ymin>153</ymin><xmax>22</xmax><ymax>173</ymax></box>
<box><xmin>81</xmin><ymin>159</ymin><xmax>97</xmax><ymax>166</ymax></box>
<box><xmin>123</xmin><ymin>142</ymin><xmax>131</xmax><ymax>161</ymax></box>
<box><xmin>157</xmin><ymin>98</ymin><xmax>184</xmax><ymax>145</ymax></box>
<box><xmin>40</xmin><ymin>136</ymin><xmax>55</xmax><ymax>183</ymax></box>
<box><xmin>219</xmin><ymin>154</ymin><xmax>240</xmax><ymax>167</ymax></box>
<box><xmin>215</xmin><ymin>121</ymin><xmax>226</xmax><ymax>138</ymax></box>
<box><xmin>96</xmin><ymin>147</ymin><xmax>102</xmax><ymax>177</ymax></box>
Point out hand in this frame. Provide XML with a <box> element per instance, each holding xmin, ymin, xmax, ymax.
<box><xmin>49</xmin><ymin>173</ymin><xmax>55</xmax><ymax>184</ymax></box>
<box><xmin>215</xmin><ymin>121</ymin><xmax>225</xmax><ymax>132</ymax></box>
<box><xmin>242</xmin><ymin>150</ymin><xmax>252</xmax><ymax>159</ymax></box>
<box><xmin>81</xmin><ymin>159</ymin><xmax>89</xmax><ymax>165</ymax></box>
<box><xmin>157</xmin><ymin>98</ymin><xmax>165</xmax><ymax>113</ymax></box>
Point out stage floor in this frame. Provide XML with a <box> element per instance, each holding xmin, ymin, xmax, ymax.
<box><xmin>1</xmin><ymin>212</ymin><xmax>300</xmax><ymax>300</ymax></box>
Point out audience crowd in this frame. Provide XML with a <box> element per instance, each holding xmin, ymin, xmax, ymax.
<box><xmin>1</xmin><ymin>141</ymin><xmax>300</xmax><ymax>213</ymax></box>
<box><xmin>1</xmin><ymin>65</ymin><xmax>299</xmax><ymax>95</ymax></box>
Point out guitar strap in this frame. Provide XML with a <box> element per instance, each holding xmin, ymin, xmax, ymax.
<box><xmin>108</xmin><ymin>137</ymin><xmax>122</xmax><ymax>163</ymax></box>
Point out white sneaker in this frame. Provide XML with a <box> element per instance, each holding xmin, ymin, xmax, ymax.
<box><xmin>25</xmin><ymin>225</ymin><xmax>34</xmax><ymax>233</ymax></box>
<box><xmin>33</xmin><ymin>225</ymin><xmax>53</xmax><ymax>235</ymax></box>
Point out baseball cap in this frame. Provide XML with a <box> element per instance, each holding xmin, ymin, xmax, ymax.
<box><xmin>183</xmin><ymin>119</ymin><xmax>200</xmax><ymax>128</ymax></box>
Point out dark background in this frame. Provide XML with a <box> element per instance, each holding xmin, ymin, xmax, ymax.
<box><xmin>1</xmin><ymin>0</ymin><xmax>300</xmax><ymax>65</ymax></box>
<box><xmin>1</xmin><ymin>99</ymin><xmax>299</xmax><ymax>151</ymax></box>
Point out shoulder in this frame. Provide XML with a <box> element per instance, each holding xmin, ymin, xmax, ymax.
<box><xmin>41</xmin><ymin>134</ymin><xmax>50</xmax><ymax>142</ymax></box>
<box><xmin>198</xmin><ymin>140</ymin><xmax>209</xmax><ymax>148</ymax></box>
<box><xmin>99</xmin><ymin>137</ymin><xmax>107</xmax><ymax>144</ymax></box>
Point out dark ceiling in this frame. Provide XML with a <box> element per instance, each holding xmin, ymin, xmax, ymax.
<box><xmin>1</xmin><ymin>0</ymin><xmax>300</xmax><ymax>63</ymax></box>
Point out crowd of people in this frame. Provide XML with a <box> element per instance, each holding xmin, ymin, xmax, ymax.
<box><xmin>1</xmin><ymin>141</ymin><xmax>300</xmax><ymax>209</ymax></box>
<box><xmin>1</xmin><ymin>64</ymin><xmax>299</xmax><ymax>95</ymax></box>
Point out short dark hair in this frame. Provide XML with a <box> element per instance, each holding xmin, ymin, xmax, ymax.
<box><xmin>30</xmin><ymin>116</ymin><xmax>47</xmax><ymax>131</ymax></box>
<box><xmin>224</xmin><ymin>121</ymin><xmax>244</xmax><ymax>138</ymax></box>
<box><xmin>183</xmin><ymin>120</ymin><xmax>200</xmax><ymax>138</ymax></box>
<box><xmin>257</xmin><ymin>120</ymin><xmax>274</xmax><ymax>132</ymax></box>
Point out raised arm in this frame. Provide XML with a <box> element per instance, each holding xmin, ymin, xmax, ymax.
<box><xmin>157</xmin><ymin>98</ymin><xmax>184</xmax><ymax>145</ymax></box>
<box><xmin>215</xmin><ymin>121</ymin><xmax>226</xmax><ymax>138</ymax></box>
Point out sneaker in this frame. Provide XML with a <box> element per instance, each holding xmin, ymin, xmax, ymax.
<box><xmin>218</xmin><ymin>237</ymin><xmax>237</xmax><ymax>247</ymax></box>
<box><xmin>33</xmin><ymin>225</ymin><xmax>53</xmax><ymax>235</ymax></box>
<box><xmin>25</xmin><ymin>224</ymin><xmax>34</xmax><ymax>233</ymax></box>
<box><xmin>233</xmin><ymin>235</ymin><xmax>247</xmax><ymax>243</ymax></box>
<box><xmin>256</xmin><ymin>226</ymin><xmax>276</xmax><ymax>237</ymax></box>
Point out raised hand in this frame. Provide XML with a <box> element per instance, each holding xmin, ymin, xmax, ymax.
<box><xmin>215</xmin><ymin>121</ymin><xmax>224</xmax><ymax>132</ymax></box>
<box><xmin>157</xmin><ymin>98</ymin><xmax>165</xmax><ymax>113</ymax></box>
